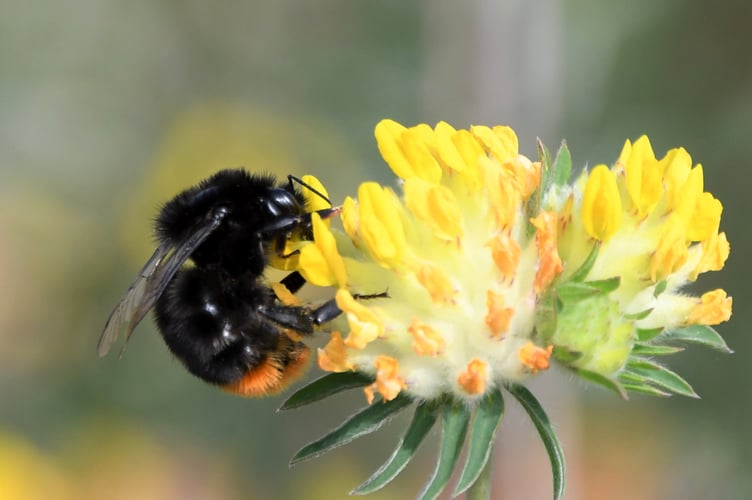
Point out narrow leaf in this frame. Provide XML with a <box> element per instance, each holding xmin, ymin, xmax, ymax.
<box><xmin>568</xmin><ymin>243</ymin><xmax>600</xmax><ymax>282</ymax></box>
<box><xmin>280</xmin><ymin>372</ymin><xmax>374</xmax><ymax>410</ymax></box>
<box><xmin>551</xmin><ymin>141</ymin><xmax>572</xmax><ymax>187</ymax></box>
<box><xmin>507</xmin><ymin>384</ymin><xmax>566</xmax><ymax>500</ymax></box>
<box><xmin>352</xmin><ymin>402</ymin><xmax>439</xmax><ymax>495</ymax></box>
<box><xmin>653</xmin><ymin>280</ymin><xmax>668</xmax><ymax>297</ymax></box>
<box><xmin>291</xmin><ymin>395</ymin><xmax>412</xmax><ymax>464</ymax></box>
<box><xmin>620</xmin><ymin>382</ymin><xmax>672</xmax><ymax>397</ymax></box>
<box><xmin>573</xmin><ymin>368</ymin><xmax>627</xmax><ymax>399</ymax></box>
<box><xmin>454</xmin><ymin>388</ymin><xmax>505</xmax><ymax>496</ymax></box>
<box><xmin>631</xmin><ymin>344</ymin><xmax>684</xmax><ymax>356</ymax></box>
<box><xmin>625</xmin><ymin>360</ymin><xmax>698</xmax><ymax>398</ymax></box>
<box><xmin>419</xmin><ymin>403</ymin><xmax>471</xmax><ymax>500</ymax></box>
<box><xmin>661</xmin><ymin>325</ymin><xmax>733</xmax><ymax>353</ymax></box>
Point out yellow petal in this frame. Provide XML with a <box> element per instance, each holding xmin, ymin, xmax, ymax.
<box><xmin>686</xmin><ymin>289</ymin><xmax>732</xmax><ymax>325</ymax></box>
<box><xmin>404</xmin><ymin>178</ymin><xmax>463</xmax><ymax>241</ymax></box>
<box><xmin>691</xmin><ymin>232</ymin><xmax>730</xmax><ymax>280</ymax></box>
<box><xmin>582</xmin><ymin>165</ymin><xmax>622</xmax><ymax>241</ymax></box>
<box><xmin>300</xmin><ymin>174</ymin><xmax>331</xmax><ymax>213</ymax></box>
<box><xmin>687</xmin><ymin>192</ymin><xmax>722</xmax><ymax>242</ymax></box>
<box><xmin>298</xmin><ymin>213</ymin><xmax>347</xmax><ymax>287</ymax></box>
<box><xmin>357</xmin><ymin>182</ymin><xmax>408</xmax><ymax>267</ymax></box>
<box><xmin>651</xmin><ymin>214</ymin><xmax>688</xmax><ymax>282</ymax></box>
<box><xmin>317</xmin><ymin>332</ymin><xmax>354</xmax><ymax>372</ymax></box>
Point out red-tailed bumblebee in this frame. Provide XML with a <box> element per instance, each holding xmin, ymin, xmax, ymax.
<box><xmin>98</xmin><ymin>169</ymin><xmax>344</xmax><ymax>396</ymax></box>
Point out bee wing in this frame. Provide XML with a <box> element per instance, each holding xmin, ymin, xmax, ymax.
<box><xmin>97</xmin><ymin>209</ymin><xmax>227</xmax><ymax>357</ymax></box>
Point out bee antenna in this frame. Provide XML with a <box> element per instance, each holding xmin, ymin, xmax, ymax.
<box><xmin>287</xmin><ymin>175</ymin><xmax>331</xmax><ymax>206</ymax></box>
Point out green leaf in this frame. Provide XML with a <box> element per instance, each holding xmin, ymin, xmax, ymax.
<box><xmin>568</xmin><ymin>243</ymin><xmax>600</xmax><ymax>282</ymax></box>
<box><xmin>636</xmin><ymin>327</ymin><xmax>664</xmax><ymax>342</ymax></box>
<box><xmin>352</xmin><ymin>402</ymin><xmax>439</xmax><ymax>495</ymax></box>
<box><xmin>551</xmin><ymin>141</ymin><xmax>572</xmax><ymax>187</ymax></box>
<box><xmin>653</xmin><ymin>280</ymin><xmax>668</xmax><ymax>297</ymax></box>
<box><xmin>573</xmin><ymin>368</ymin><xmax>627</xmax><ymax>399</ymax></box>
<box><xmin>419</xmin><ymin>402</ymin><xmax>471</xmax><ymax>500</ymax></box>
<box><xmin>279</xmin><ymin>372</ymin><xmax>374</xmax><ymax>410</ymax></box>
<box><xmin>454</xmin><ymin>389</ymin><xmax>505</xmax><ymax>496</ymax></box>
<box><xmin>290</xmin><ymin>395</ymin><xmax>412</xmax><ymax>465</ymax></box>
<box><xmin>506</xmin><ymin>384</ymin><xmax>566</xmax><ymax>500</ymax></box>
<box><xmin>620</xmin><ymin>382</ymin><xmax>672</xmax><ymax>397</ymax></box>
<box><xmin>631</xmin><ymin>344</ymin><xmax>685</xmax><ymax>356</ymax></box>
<box><xmin>661</xmin><ymin>325</ymin><xmax>732</xmax><ymax>353</ymax></box>
<box><xmin>625</xmin><ymin>359</ymin><xmax>698</xmax><ymax>398</ymax></box>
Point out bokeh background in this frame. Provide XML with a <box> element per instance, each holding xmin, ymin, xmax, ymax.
<box><xmin>1</xmin><ymin>1</ymin><xmax>749</xmax><ymax>499</ymax></box>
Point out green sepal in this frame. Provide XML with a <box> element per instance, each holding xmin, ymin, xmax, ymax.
<box><xmin>279</xmin><ymin>372</ymin><xmax>374</xmax><ymax>410</ymax></box>
<box><xmin>636</xmin><ymin>327</ymin><xmax>664</xmax><ymax>342</ymax></box>
<box><xmin>551</xmin><ymin>141</ymin><xmax>572</xmax><ymax>187</ymax></box>
<box><xmin>653</xmin><ymin>280</ymin><xmax>668</xmax><ymax>297</ymax></box>
<box><xmin>419</xmin><ymin>402</ymin><xmax>471</xmax><ymax>500</ymax></box>
<box><xmin>552</xmin><ymin>346</ymin><xmax>583</xmax><ymax>364</ymax></box>
<box><xmin>537</xmin><ymin>137</ymin><xmax>553</xmax><ymax>193</ymax></box>
<box><xmin>631</xmin><ymin>344</ymin><xmax>685</xmax><ymax>356</ymax></box>
<box><xmin>572</xmin><ymin>367</ymin><xmax>627</xmax><ymax>399</ymax></box>
<box><xmin>454</xmin><ymin>388</ymin><xmax>505</xmax><ymax>496</ymax></box>
<box><xmin>290</xmin><ymin>394</ymin><xmax>412</xmax><ymax>465</ymax></box>
<box><xmin>624</xmin><ymin>308</ymin><xmax>653</xmax><ymax>321</ymax></box>
<box><xmin>506</xmin><ymin>384</ymin><xmax>566</xmax><ymax>500</ymax></box>
<box><xmin>534</xmin><ymin>294</ymin><xmax>560</xmax><ymax>343</ymax></box>
<box><xmin>557</xmin><ymin>277</ymin><xmax>620</xmax><ymax>304</ymax></box>
<box><xmin>661</xmin><ymin>325</ymin><xmax>732</xmax><ymax>353</ymax></box>
<box><xmin>568</xmin><ymin>243</ymin><xmax>600</xmax><ymax>283</ymax></box>
<box><xmin>352</xmin><ymin>402</ymin><xmax>439</xmax><ymax>495</ymax></box>
<box><xmin>623</xmin><ymin>359</ymin><xmax>698</xmax><ymax>398</ymax></box>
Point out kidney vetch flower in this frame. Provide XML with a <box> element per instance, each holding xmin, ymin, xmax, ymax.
<box><xmin>279</xmin><ymin>120</ymin><xmax>732</xmax><ymax>500</ymax></box>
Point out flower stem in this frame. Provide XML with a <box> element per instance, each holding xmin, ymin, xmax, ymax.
<box><xmin>466</xmin><ymin>448</ymin><xmax>494</xmax><ymax>500</ymax></box>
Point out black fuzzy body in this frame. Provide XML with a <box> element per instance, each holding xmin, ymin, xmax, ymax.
<box><xmin>152</xmin><ymin>169</ymin><xmax>313</xmax><ymax>386</ymax></box>
<box><xmin>156</xmin><ymin>169</ymin><xmax>307</xmax><ymax>276</ymax></box>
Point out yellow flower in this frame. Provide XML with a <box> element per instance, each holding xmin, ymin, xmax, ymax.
<box><xmin>581</xmin><ymin>165</ymin><xmax>622</xmax><ymax>241</ymax></box>
<box><xmin>296</xmin><ymin>120</ymin><xmax>732</xmax><ymax>403</ymax></box>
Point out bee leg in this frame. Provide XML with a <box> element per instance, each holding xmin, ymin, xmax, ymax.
<box><xmin>309</xmin><ymin>290</ymin><xmax>390</xmax><ymax>326</ymax></box>
<box><xmin>259</xmin><ymin>291</ymin><xmax>390</xmax><ymax>334</ymax></box>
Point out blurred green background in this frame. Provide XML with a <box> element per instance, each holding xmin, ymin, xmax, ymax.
<box><xmin>1</xmin><ymin>1</ymin><xmax>748</xmax><ymax>499</ymax></box>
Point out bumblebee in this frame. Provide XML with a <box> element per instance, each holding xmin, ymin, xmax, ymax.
<box><xmin>98</xmin><ymin>169</ymin><xmax>343</xmax><ymax>396</ymax></box>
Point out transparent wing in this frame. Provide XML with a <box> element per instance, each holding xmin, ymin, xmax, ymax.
<box><xmin>97</xmin><ymin>208</ymin><xmax>227</xmax><ymax>357</ymax></box>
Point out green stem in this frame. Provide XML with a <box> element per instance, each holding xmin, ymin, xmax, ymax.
<box><xmin>465</xmin><ymin>447</ymin><xmax>494</xmax><ymax>500</ymax></box>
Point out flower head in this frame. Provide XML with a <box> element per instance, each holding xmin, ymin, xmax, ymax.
<box><xmin>284</xmin><ymin>120</ymin><xmax>732</xmax><ymax>498</ymax></box>
<box><xmin>295</xmin><ymin>120</ymin><xmax>731</xmax><ymax>404</ymax></box>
